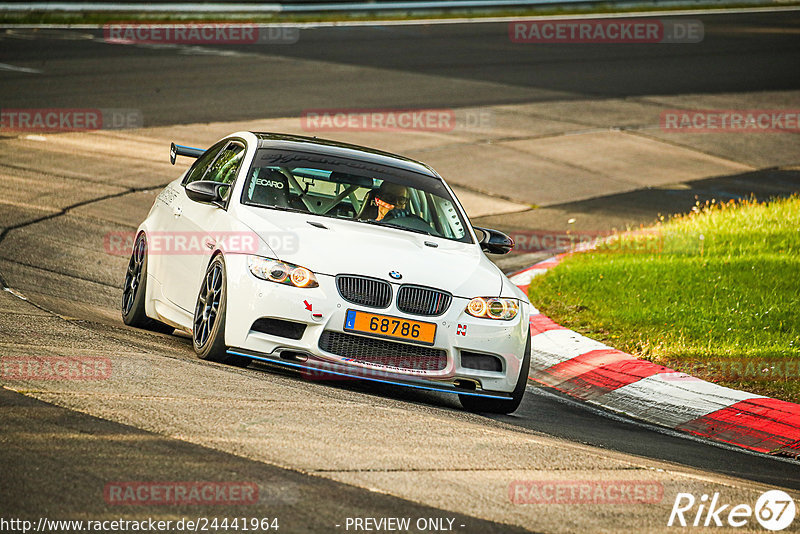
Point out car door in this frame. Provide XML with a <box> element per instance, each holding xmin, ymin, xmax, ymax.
<box><xmin>165</xmin><ymin>139</ymin><xmax>247</xmax><ymax>312</ymax></box>
<box><xmin>158</xmin><ymin>139</ymin><xmax>227</xmax><ymax>309</ymax></box>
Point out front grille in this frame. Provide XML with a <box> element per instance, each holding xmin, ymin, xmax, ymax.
<box><xmin>396</xmin><ymin>285</ymin><xmax>452</xmax><ymax>316</ymax></box>
<box><xmin>336</xmin><ymin>275</ymin><xmax>392</xmax><ymax>308</ymax></box>
<box><xmin>319</xmin><ymin>331</ymin><xmax>447</xmax><ymax>371</ymax></box>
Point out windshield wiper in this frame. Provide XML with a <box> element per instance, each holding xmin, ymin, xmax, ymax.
<box><xmin>386</xmin><ymin>224</ymin><xmax>435</xmax><ymax>236</ymax></box>
<box><xmin>360</xmin><ymin>219</ymin><xmax>435</xmax><ymax>237</ymax></box>
<box><xmin>254</xmin><ymin>204</ymin><xmax>309</xmax><ymax>215</ymax></box>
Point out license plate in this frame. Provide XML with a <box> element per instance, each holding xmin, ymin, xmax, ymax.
<box><xmin>344</xmin><ymin>310</ymin><xmax>436</xmax><ymax>345</ymax></box>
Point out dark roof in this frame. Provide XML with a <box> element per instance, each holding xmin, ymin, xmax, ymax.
<box><xmin>253</xmin><ymin>132</ymin><xmax>440</xmax><ymax>179</ymax></box>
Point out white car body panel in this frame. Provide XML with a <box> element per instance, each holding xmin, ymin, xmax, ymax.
<box><xmin>137</xmin><ymin>131</ymin><xmax>531</xmax><ymax>395</ymax></box>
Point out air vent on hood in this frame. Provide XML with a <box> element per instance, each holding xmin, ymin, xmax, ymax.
<box><xmin>307</xmin><ymin>221</ymin><xmax>328</xmax><ymax>229</ymax></box>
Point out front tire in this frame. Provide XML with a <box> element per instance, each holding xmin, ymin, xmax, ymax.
<box><xmin>459</xmin><ymin>334</ymin><xmax>531</xmax><ymax>414</ymax></box>
<box><xmin>192</xmin><ymin>256</ymin><xmax>250</xmax><ymax>367</ymax></box>
<box><xmin>121</xmin><ymin>233</ymin><xmax>173</xmax><ymax>334</ymax></box>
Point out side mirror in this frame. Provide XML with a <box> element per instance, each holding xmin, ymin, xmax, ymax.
<box><xmin>186</xmin><ymin>180</ymin><xmax>226</xmax><ymax>207</ymax></box>
<box><xmin>474</xmin><ymin>226</ymin><xmax>514</xmax><ymax>255</ymax></box>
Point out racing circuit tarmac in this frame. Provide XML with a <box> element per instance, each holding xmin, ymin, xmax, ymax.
<box><xmin>1</xmin><ymin>9</ymin><xmax>800</xmax><ymax>532</ymax></box>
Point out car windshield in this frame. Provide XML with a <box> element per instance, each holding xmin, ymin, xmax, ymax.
<box><xmin>240</xmin><ymin>149</ymin><xmax>471</xmax><ymax>243</ymax></box>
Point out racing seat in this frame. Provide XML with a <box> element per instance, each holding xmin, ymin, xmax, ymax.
<box><xmin>249</xmin><ymin>169</ymin><xmax>292</xmax><ymax>208</ymax></box>
<box><xmin>356</xmin><ymin>188</ymin><xmax>379</xmax><ymax>220</ymax></box>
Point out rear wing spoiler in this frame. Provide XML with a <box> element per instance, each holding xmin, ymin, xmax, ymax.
<box><xmin>170</xmin><ymin>142</ymin><xmax>204</xmax><ymax>165</ymax></box>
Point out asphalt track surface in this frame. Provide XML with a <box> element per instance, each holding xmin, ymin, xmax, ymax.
<box><xmin>1</xmin><ymin>9</ymin><xmax>800</xmax><ymax>532</ymax></box>
<box><xmin>0</xmin><ymin>12</ymin><xmax>798</xmax><ymax>124</ymax></box>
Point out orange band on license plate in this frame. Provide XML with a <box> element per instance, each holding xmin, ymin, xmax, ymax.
<box><xmin>344</xmin><ymin>310</ymin><xmax>436</xmax><ymax>345</ymax></box>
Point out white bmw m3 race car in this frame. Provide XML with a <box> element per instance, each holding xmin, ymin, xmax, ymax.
<box><xmin>122</xmin><ymin>132</ymin><xmax>531</xmax><ymax>413</ymax></box>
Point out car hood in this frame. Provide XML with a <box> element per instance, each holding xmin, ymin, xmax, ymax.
<box><xmin>235</xmin><ymin>207</ymin><xmax>502</xmax><ymax>297</ymax></box>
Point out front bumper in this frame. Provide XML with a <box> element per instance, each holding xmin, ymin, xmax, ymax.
<box><xmin>227</xmin><ymin>347</ymin><xmax>515</xmax><ymax>400</ymax></box>
<box><xmin>223</xmin><ymin>254</ymin><xmax>530</xmax><ymax>394</ymax></box>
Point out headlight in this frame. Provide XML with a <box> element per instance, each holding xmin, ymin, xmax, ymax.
<box><xmin>248</xmin><ymin>256</ymin><xmax>319</xmax><ymax>288</ymax></box>
<box><xmin>465</xmin><ymin>297</ymin><xmax>519</xmax><ymax>320</ymax></box>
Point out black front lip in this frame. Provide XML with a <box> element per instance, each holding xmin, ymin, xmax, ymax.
<box><xmin>227</xmin><ymin>348</ymin><xmax>512</xmax><ymax>400</ymax></box>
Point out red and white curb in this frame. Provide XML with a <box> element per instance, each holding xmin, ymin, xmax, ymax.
<box><xmin>511</xmin><ymin>255</ymin><xmax>800</xmax><ymax>457</ymax></box>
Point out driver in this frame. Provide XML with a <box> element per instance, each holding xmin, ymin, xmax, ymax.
<box><xmin>360</xmin><ymin>181</ymin><xmax>409</xmax><ymax>221</ymax></box>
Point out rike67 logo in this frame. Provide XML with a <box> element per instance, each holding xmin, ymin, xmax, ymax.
<box><xmin>668</xmin><ymin>490</ymin><xmax>796</xmax><ymax>531</ymax></box>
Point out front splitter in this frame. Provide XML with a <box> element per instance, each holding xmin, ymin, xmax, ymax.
<box><xmin>227</xmin><ymin>348</ymin><xmax>513</xmax><ymax>400</ymax></box>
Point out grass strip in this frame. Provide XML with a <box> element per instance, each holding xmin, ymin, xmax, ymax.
<box><xmin>529</xmin><ymin>195</ymin><xmax>800</xmax><ymax>402</ymax></box>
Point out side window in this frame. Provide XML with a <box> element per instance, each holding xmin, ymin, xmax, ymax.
<box><xmin>204</xmin><ymin>141</ymin><xmax>246</xmax><ymax>201</ymax></box>
<box><xmin>182</xmin><ymin>140</ymin><xmax>227</xmax><ymax>186</ymax></box>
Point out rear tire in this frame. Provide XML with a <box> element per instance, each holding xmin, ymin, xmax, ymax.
<box><xmin>192</xmin><ymin>255</ymin><xmax>250</xmax><ymax>368</ymax></box>
<box><xmin>121</xmin><ymin>233</ymin><xmax>173</xmax><ymax>334</ymax></box>
<box><xmin>459</xmin><ymin>334</ymin><xmax>531</xmax><ymax>414</ymax></box>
